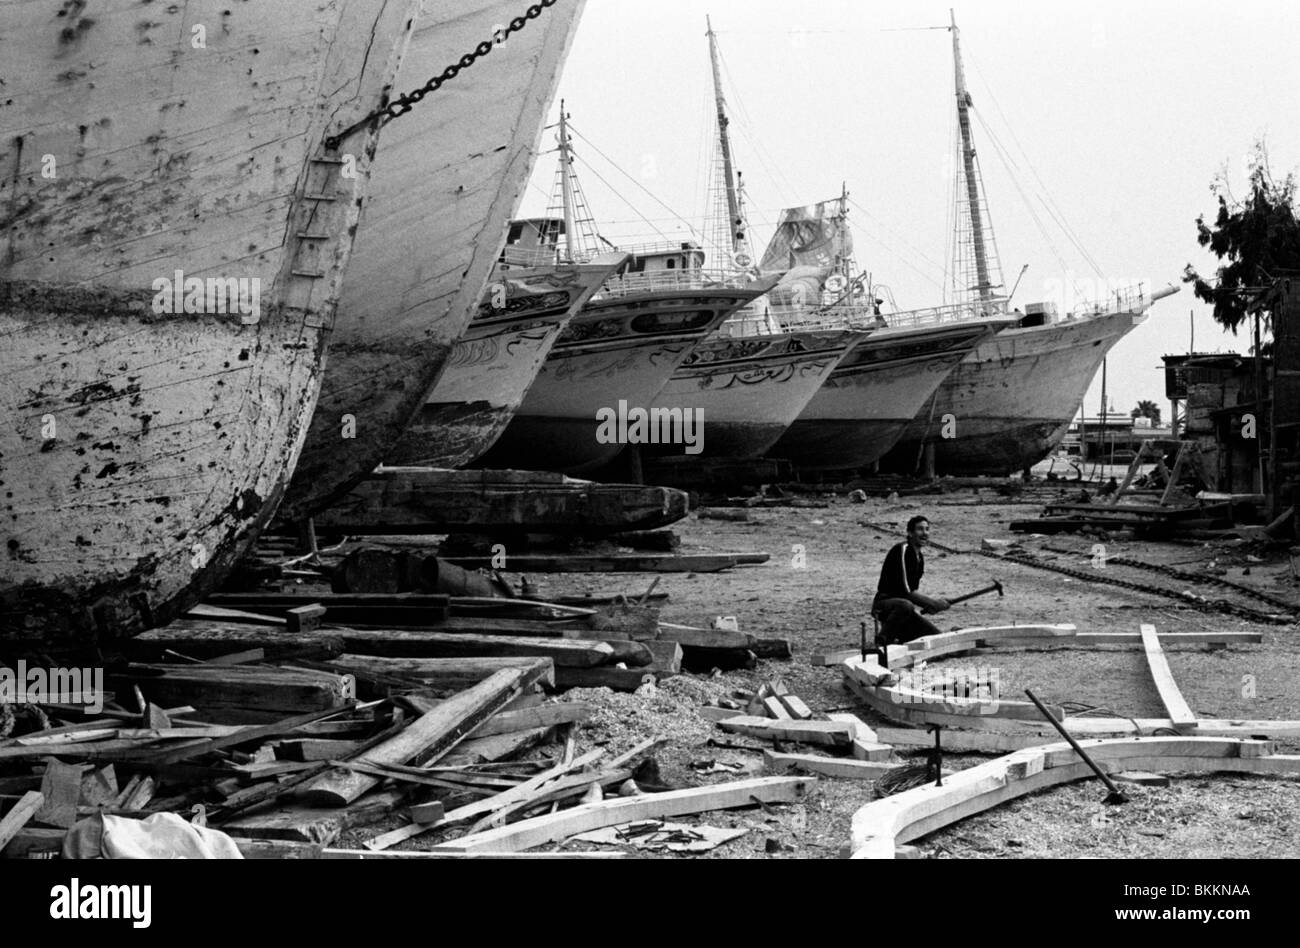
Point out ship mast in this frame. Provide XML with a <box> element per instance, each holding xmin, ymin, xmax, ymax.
<box><xmin>557</xmin><ymin>100</ymin><xmax>577</xmax><ymax>261</ymax></box>
<box><xmin>707</xmin><ymin>17</ymin><xmax>746</xmax><ymax>258</ymax></box>
<box><xmin>951</xmin><ymin>10</ymin><xmax>992</xmax><ymax>303</ymax></box>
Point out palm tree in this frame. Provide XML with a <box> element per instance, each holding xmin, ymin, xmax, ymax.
<box><xmin>1131</xmin><ymin>400</ymin><xmax>1162</xmax><ymax>426</ymax></box>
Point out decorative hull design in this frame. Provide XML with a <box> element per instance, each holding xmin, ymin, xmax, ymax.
<box><xmin>769</xmin><ymin>322</ymin><xmax>998</xmax><ymax>470</ymax></box>
<box><xmin>882</xmin><ymin>309</ymin><xmax>1149</xmax><ymax>475</ymax></box>
<box><xmin>279</xmin><ymin>0</ymin><xmax>588</xmax><ymax>522</ymax></box>
<box><xmin>385</xmin><ymin>255</ymin><xmax>625</xmax><ymax>468</ymax></box>
<box><xmin>479</xmin><ymin>283</ymin><xmax>773</xmax><ymax>474</ymax></box>
<box><xmin>0</xmin><ymin>0</ymin><xmax>423</xmax><ymax>648</ymax></box>
<box><xmin>648</xmin><ymin>330</ymin><xmax>863</xmax><ymax>460</ymax></box>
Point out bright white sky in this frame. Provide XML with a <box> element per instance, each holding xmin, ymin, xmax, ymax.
<box><xmin>515</xmin><ymin>0</ymin><xmax>1300</xmax><ymax>422</ymax></box>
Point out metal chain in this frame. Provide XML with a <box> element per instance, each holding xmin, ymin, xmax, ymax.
<box><xmin>325</xmin><ymin>0</ymin><xmax>559</xmax><ymax>150</ymax></box>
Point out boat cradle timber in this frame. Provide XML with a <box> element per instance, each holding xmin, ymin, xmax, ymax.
<box><xmin>385</xmin><ymin>252</ymin><xmax>628</xmax><ymax>469</ymax></box>
<box><xmin>279</xmin><ymin>0</ymin><xmax>588</xmax><ymax>522</ymax></box>
<box><xmin>0</xmin><ymin>0</ymin><xmax>425</xmax><ymax>649</ymax></box>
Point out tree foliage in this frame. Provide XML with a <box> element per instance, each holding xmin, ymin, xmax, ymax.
<box><xmin>1184</xmin><ymin>144</ymin><xmax>1300</xmax><ymax>336</ymax></box>
<box><xmin>1131</xmin><ymin>400</ymin><xmax>1161</xmax><ymax>425</ymax></box>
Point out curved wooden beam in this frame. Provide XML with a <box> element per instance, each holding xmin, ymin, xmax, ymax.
<box><xmin>849</xmin><ymin>737</ymin><xmax>1299</xmax><ymax>858</ymax></box>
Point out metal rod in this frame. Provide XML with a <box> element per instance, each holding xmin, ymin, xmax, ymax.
<box><xmin>1024</xmin><ymin>688</ymin><xmax>1127</xmax><ymax>803</ymax></box>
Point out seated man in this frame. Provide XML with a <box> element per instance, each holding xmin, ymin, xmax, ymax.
<box><xmin>872</xmin><ymin>515</ymin><xmax>950</xmax><ymax>646</ymax></box>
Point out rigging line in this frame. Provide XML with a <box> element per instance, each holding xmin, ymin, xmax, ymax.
<box><xmin>972</xmin><ymin>106</ymin><xmax>1106</xmax><ymax>279</ymax></box>
<box><xmin>972</xmin><ymin>112</ymin><xmax>1087</xmax><ymax>299</ymax></box>
<box><xmin>964</xmin><ymin>48</ymin><xmax>1107</xmax><ymax>278</ymax></box>
<box><xmin>567</xmin><ymin>124</ymin><xmax>699</xmax><ymax>240</ymax></box>
<box><xmin>846</xmin><ymin>195</ymin><xmax>951</xmax><ymax>279</ymax></box>
<box><xmin>715</xmin><ymin>47</ymin><xmax>801</xmax><ymax>207</ymax></box>
<box><xmin>570</xmin><ymin>154</ymin><xmax>675</xmax><ymax>245</ymax></box>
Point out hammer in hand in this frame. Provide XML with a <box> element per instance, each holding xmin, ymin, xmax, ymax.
<box><xmin>947</xmin><ymin>579</ymin><xmax>1004</xmax><ymax>607</ymax></box>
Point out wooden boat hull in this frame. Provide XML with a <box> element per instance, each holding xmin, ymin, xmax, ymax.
<box><xmin>279</xmin><ymin>0</ymin><xmax>588</xmax><ymax>522</ymax></box>
<box><xmin>881</xmin><ymin>309</ymin><xmax>1148</xmax><ymax>475</ymax></box>
<box><xmin>647</xmin><ymin>330</ymin><xmax>862</xmax><ymax>460</ymax></box>
<box><xmin>0</xmin><ymin>0</ymin><xmax>422</xmax><ymax>648</ymax></box>
<box><xmin>769</xmin><ymin>322</ymin><xmax>996</xmax><ymax>470</ymax></box>
<box><xmin>385</xmin><ymin>257</ymin><xmax>624</xmax><ymax>468</ymax></box>
<box><xmin>478</xmin><ymin>287</ymin><xmax>767</xmax><ymax>474</ymax></box>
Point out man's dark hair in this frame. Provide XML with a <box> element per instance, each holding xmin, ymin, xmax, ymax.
<box><xmin>906</xmin><ymin>515</ymin><xmax>930</xmax><ymax>534</ymax></box>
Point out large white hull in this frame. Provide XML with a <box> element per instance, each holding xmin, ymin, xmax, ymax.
<box><xmin>281</xmin><ymin>0</ymin><xmax>588</xmax><ymax>521</ymax></box>
<box><xmin>648</xmin><ymin>330</ymin><xmax>862</xmax><ymax>459</ymax></box>
<box><xmin>0</xmin><ymin>0</ymin><xmax>422</xmax><ymax>648</ymax></box>
<box><xmin>770</xmin><ymin>322</ymin><xmax>996</xmax><ymax>470</ymax></box>
<box><xmin>386</xmin><ymin>258</ymin><xmax>622</xmax><ymax>468</ymax></box>
<box><xmin>883</xmin><ymin>310</ymin><xmax>1148</xmax><ymax>475</ymax></box>
<box><xmin>480</xmin><ymin>286</ymin><xmax>767</xmax><ymax>474</ymax></box>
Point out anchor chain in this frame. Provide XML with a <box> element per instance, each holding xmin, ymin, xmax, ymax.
<box><xmin>325</xmin><ymin>0</ymin><xmax>559</xmax><ymax>150</ymax></box>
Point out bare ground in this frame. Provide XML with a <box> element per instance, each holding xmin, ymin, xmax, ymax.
<box><xmin>347</xmin><ymin>490</ymin><xmax>1300</xmax><ymax>858</ymax></box>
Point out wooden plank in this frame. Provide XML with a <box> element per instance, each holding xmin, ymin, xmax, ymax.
<box><xmin>113</xmin><ymin>663</ymin><xmax>355</xmax><ymax>723</ymax></box>
<box><xmin>364</xmin><ymin>748</ymin><xmax>605</xmax><ymax>851</ymax></box>
<box><xmin>763</xmin><ymin>696</ymin><xmax>793</xmax><ymax>720</ymax></box>
<box><xmin>848</xmin><ymin>737</ymin><xmax>1294</xmax><ymax>858</ymax></box>
<box><xmin>776</xmin><ymin>695</ymin><xmax>813</xmax><ymax>721</ymax></box>
<box><xmin>553</xmin><ymin>667</ymin><xmax>664</xmax><ymax>692</ymax></box>
<box><xmin>825</xmin><ymin>712</ymin><xmax>880</xmax><ymax>744</ymax></box>
<box><xmin>0</xmin><ymin>792</ymin><xmax>45</xmax><ymax>851</ymax></box>
<box><xmin>697</xmin><ymin>706</ymin><xmax>746</xmax><ymax>724</ymax></box>
<box><xmin>763</xmin><ymin>750</ymin><xmax>900</xmax><ymax>780</ymax></box>
<box><xmin>852</xmin><ymin>740</ymin><xmax>895</xmax><ymax>763</ymax></box>
<box><xmin>336</xmin><ymin>630</ymin><xmax>614</xmax><ymax>668</ymax></box>
<box><xmin>1140</xmin><ymin>624</ymin><xmax>1198</xmax><ymax>732</ymax></box>
<box><xmin>438</xmin><ymin>776</ymin><xmax>815</xmax><ymax>854</ymax></box>
<box><xmin>441</xmin><ymin>727</ymin><xmax>556</xmax><ymax>767</ymax></box>
<box><xmin>718</xmin><ymin>717</ymin><xmax>855</xmax><ymax>748</ymax></box>
<box><xmin>470</xmin><ymin>703</ymin><xmax>592</xmax><ymax>738</ymax></box>
<box><xmin>34</xmin><ymin>761</ymin><xmax>84</xmax><ymax>829</ymax></box>
<box><xmin>332</xmin><ymin>656</ymin><xmax>555</xmax><ymax>690</ymax></box>
<box><xmin>276</xmin><ymin>739</ymin><xmax>363</xmax><ymax>762</ymax></box>
<box><xmin>1077</xmin><ymin>631</ymin><xmax>1263</xmax><ymax>645</ymax></box>
<box><xmin>224</xmin><ymin>789</ymin><xmax>406</xmax><ymax>845</ymax></box>
<box><xmin>655</xmin><ymin>623</ymin><xmax>755</xmax><ymax>650</ymax></box>
<box><xmin>297</xmin><ymin>666</ymin><xmax>543</xmax><ymax>806</ymax></box>
<box><xmin>131</xmin><ymin>622</ymin><xmax>346</xmax><ymax>661</ymax></box>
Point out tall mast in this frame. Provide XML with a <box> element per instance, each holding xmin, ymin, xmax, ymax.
<box><xmin>558</xmin><ymin>100</ymin><xmax>577</xmax><ymax>260</ymax></box>
<box><xmin>707</xmin><ymin>17</ymin><xmax>744</xmax><ymax>255</ymax></box>
<box><xmin>951</xmin><ymin>10</ymin><xmax>992</xmax><ymax>302</ymax></box>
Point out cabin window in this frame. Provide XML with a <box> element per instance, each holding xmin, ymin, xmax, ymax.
<box><xmin>666</xmin><ymin>258</ymin><xmax>677</xmax><ymax>269</ymax></box>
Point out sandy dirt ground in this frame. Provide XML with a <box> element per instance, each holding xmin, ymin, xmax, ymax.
<box><xmin>348</xmin><ymin>487</ymin><xmax>1300</xmax><ymax>859</ymax></box>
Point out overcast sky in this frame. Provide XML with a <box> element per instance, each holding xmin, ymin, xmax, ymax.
<box><xmin>515</xmin><ymin>0</ymin><xmax>1300</xmax><ymax>422</ymax></box>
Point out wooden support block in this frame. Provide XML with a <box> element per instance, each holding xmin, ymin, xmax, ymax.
<box><xmin>763</xmin><ymin>750</ymin><xmax>899</xmax><ymax>780</ymax></box>
<box><xmin>0</xmin><ymin>792</ymin><xmax>45</xmax><ymax>851</ymax></box>
<box><xmin>826</xmin><ymin>712</ymin><xmax>879</xmax><ymax>743</ymax></box>
<box><xmin>697</xmin><ymin>706</ymin><xmax>746</xmax><ymax>724</ymax></box>
<box><xmin>286</xmin><ymin>604</ymin><xmax>327</xmax><ymax>634</ymax></box>
<box><xmin>810</xmin><ymin>647</ymin><xmax>864</xmax><ymax>667</ymax></box>
<box><xmin>644</xmin><ymin>640</ymin><xmax>683</xmax><ymax>674</ymax></box>
<box><xmin>718</xmin><ymin>716</ymin><xmax>855</xmax><ymax>748</ymax></box>
<box><xmin>851</xmin><ymin>740</ymin><xmax>894</xmax><ymax>763</ymax></box>
<box><xmin>409</xmin><ymin>801</ymin><xmax>445</xmax><ymax>826</ymax></box>
<box><xmin>1140</xmin><ymin>624</ymin><xmax>1198</xmax><ymax>733</ymax></box>
<box><xmin>763</xmin><ymin>696</ymin><xmax>792</xmax><ymax>720</ymax></box>
<box><xmin>777</xmin><ymin>695</ymin><xmax>814</xmax><ymax>721</ymax></box>
<box><xmin>114</xmin><ymin>663</ymin><xmax>355</xmax><ymax>725</ymax></box>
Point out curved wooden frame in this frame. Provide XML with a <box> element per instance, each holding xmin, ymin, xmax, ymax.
<box><xmin>849</xmin><ymin>737</ymin><xmax>1300</xmax><ymax>858</ymax></box>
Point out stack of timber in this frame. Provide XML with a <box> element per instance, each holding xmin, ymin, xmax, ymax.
<box><xmin>149</xmin><ymin>585</ymin><xmax>791</xmax><ymax>692</ymax></box>
<box><xmin>698</xmin><ymin>681</ymin><xmax>902</xmax><ymax>780</ymax></box>
<box><xmin>0</xmin><ymin>652</ymin><xmax>813</xmax><ymax>859</ymax></box>
<box><xmin>308</xmin><ymin>469</ymin><xmax>689</xmax><ymax>538</ymax></box>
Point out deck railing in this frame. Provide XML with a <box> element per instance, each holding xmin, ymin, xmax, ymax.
<box><xmin>593</xmin><ymin>268</ymin><xmax>750</xmax><ymax>298</ymax></box>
